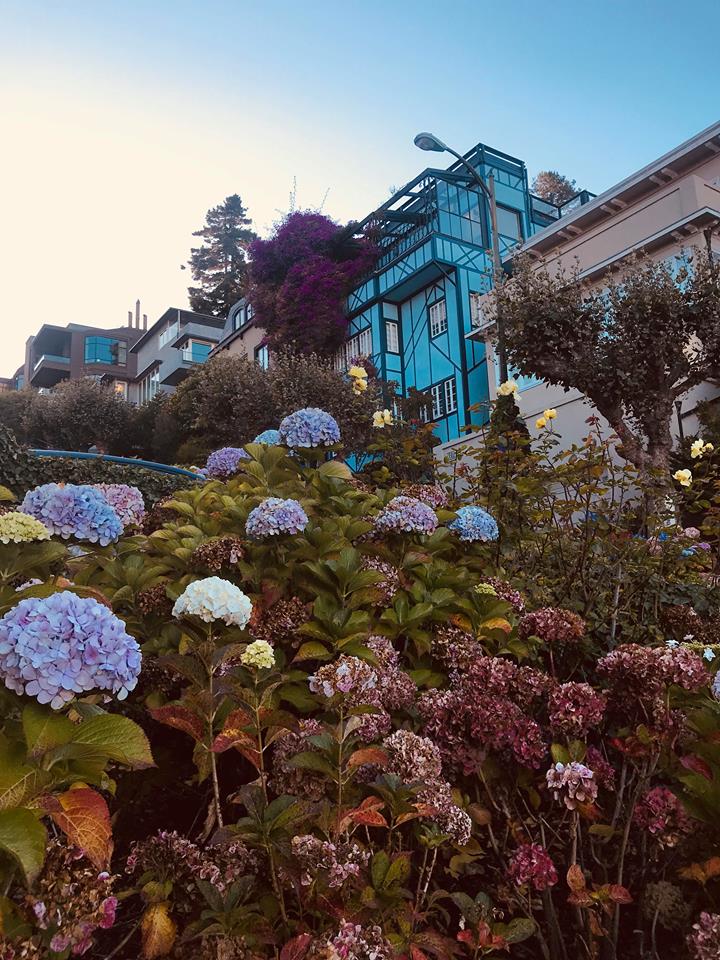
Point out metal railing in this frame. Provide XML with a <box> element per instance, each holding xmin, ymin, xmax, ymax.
<box><xmin>29</xmin><ymin>450</ymin><xmax>202</xmax><ymax>480</ymax></box>
<box><xmin>33</xmin><ymin>354</ymin><xmax>71</xmax><ymax>371</ymax></box>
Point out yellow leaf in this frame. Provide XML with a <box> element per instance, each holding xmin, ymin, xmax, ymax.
<box><xmin>41</xmin><ymin>787</ymin><xmax>112</xmax><ymax>870</ymax></box>
<box><xmin>480</xmin><ymin>617</ymin><xmax>512</xmax><ymax>635</ymax></box>
<box><xmin>141</xmin><ymin>902</ymin><xmax>177</xmax><ymax>959</ymax></box>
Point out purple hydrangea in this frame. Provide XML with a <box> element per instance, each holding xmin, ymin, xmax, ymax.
<box><xmin>204</xmin><ymin>447</ymin><xmax>250</xmax><ymax>479</ymax></box>
<box><xmin>0</xmin><ymin>591</ymin><xmax>141</xmax><ymax>709</ymax></box>
<box><xmin>374</xmin><ymin>496</ymin><xmax>438</xmax><ymax>535</ymax></box>
<box><xmin>253</xmin><ymin>429</ymin><xmax>282</xmax><ymax>445</ymax></box>
<box><xmin>448</xmin><ymin>505</ymin><xmax>499</xmax><ymax>542</ymax></box>
<box><xmin>278</xmin><ymin>407</ymin><xmax>341</xmax><ymax>448</ymax></box>
<box><xmin>21</xmin><ymin>483</ymin><xmax>122</xmax><ymax>545</ymax></box>
<box><xmin>93</xmin><ymin>483</ymin><xmax>145</xmax><ymax>527</ymax></box>
<box><xmin>245</xmin><ymin>497</ymin><xmax>308</xmax><ymax>539</ymax></box>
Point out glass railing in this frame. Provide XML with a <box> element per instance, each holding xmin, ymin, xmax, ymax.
<box><xmin>33</xmin><ymin>354</ymin><xmax>70</xmax><ymax>371</ymax></box>
<box><xmin>181</xmin><ymin>345</ymin><xmax>212</xmax><ymax>363</ymax></box>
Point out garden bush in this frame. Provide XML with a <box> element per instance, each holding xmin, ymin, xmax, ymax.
<box><xmin>0</xmin><ymin>400</ymin><xmax>719</xmax><ymax>959</ymax></box>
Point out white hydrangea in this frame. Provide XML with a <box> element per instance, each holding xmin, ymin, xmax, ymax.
<box><xmin>241</xmin><ymin>639</ymin><xmax>276</xmax><ymax>670</ymax></box>
<box><xmin>172</xmin><ymin>576</ymin><xmax>253</xmax><ymax>628</ymax></box>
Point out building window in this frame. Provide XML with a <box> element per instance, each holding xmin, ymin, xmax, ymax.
<box><xmin>429</xmin><ymin>299</ymin><xmax>447</xmax><ymax>338</ymax></box>
<box><xmin>385</xmin><ymin>320</ymin><xmax>399</xmax><ymax>354</ymax></box>
<box><xmin>113</xmin><ymin>380</ymin><xmax>128</xmax><ymax>399</ymax></box>
<box><xmin>139</xmin><ymin>368</ymin><xmax>160</xmax><ymax>405</ymax></box>
<box><xmin>496</xmin><ymin>205</ymin><xmax>523</xmax><ymax>242</ymax></box>
<box><xmin>255</xmin><ymin>344</ymin><xmax>269</xmax><ymax>370</ymax></box>
<box><xmin>159</xmin><ymin>321</ymin><xmax>179</xmax><ymax>348</ymax></box>
<box><xmin>181</xmin><ymin>340</ymin><xmax>212</xmax><ymax>363</ymax></box>
<box><xmin>84</xmin><ymin>336</ymin><xmax>127</xmax><ymax>366</ymax></box>
<box><xmin>334</xmin><ymin>327</ymin><xmax>372</xmax><ymax>371</ymax></box>
<box><xmin>424</xmin><ymin>376</ymin><xmax>458</xmax><ymax>421</ymax></box>
<box><xmin>469</xmin><ymin>292</ymin><xmax>489</xmax><ymax>328</ymax></box>
<box><xmin>232</xmin><ymin>307</ymin><xmax>245</xmax><ymax>331</ymax></box>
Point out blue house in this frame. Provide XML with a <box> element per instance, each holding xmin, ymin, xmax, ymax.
<box><xmin>339</xmin><ymin>143</ymin><xmax>584</xmax><ymax>443</ymax></box>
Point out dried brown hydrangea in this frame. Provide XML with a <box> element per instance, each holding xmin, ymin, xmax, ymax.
<box><xmin>249</xmin><ymin>596</ymin><xmax>310</xmax><ymax>650</ymax></box>
<box><xmin>191</xmin><ymin>536</ymin><xmax>246</xmax><ymax>572</ymax></box>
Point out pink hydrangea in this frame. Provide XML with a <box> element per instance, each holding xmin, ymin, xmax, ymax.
<box><xmin>507</xmin><ymin>843</ymin><xmax>558</xmax><ymax>890</ymax></box>
<box><xmin>547</xmin><ymin>682</ymin><xmax>607</xmax><ymax>737</ymax></box>
<box><xmin>519</xmin><ymin>607</ymin><xmax>586</xmax><ymax>645</ymax></box>
<box><xmin>634</xmin><ymin>786</ymin><xmax>692</xmax><ymax>847</ymax></box>
<box><xmin>546</xmin><ymin>761</ymin><xmax>597</xmax><ymax>809</ymax></box>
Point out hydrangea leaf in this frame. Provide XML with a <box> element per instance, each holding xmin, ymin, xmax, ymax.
<box><xmin>40</xmin><ymin>787</ymin><xmax>113</xmax><ymax>870</ymax></box>
<box><xmin>0</xmin><ymin>808</ymin><xmax>47</xmax><ymax>885</ymax></box>
<box><xmin>70</xmin><ymin>714</ymin><xmax>155</xmax><ymax>768</ymax></box>
<box><xmin>149</xmin><ymin>705</ymin><xmax>205</xmax><ymax>743</ymax></box>
<box><xmin>22</xmin><ymin>703</ymin><xmax>75</xmax><ymax>759</ymax></box>
<box><xmin>140</xmin><ymin>901</ymin><xmax>177</xmax><ymax>959</ymax></box>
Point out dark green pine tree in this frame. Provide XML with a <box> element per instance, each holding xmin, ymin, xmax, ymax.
<box><xmin>187</xmin><ymin>195</ymin><xmax>257</xmax><ymax>317</ymax></box>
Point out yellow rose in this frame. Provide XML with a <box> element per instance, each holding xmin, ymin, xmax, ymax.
<box><xmin>535</xmin><ymin>417</ymin><xmax>547</xmax><ymax>430</ymax></box>
<box><xmin>348</xmin><ymin>365</ymin><xmax>368</xmax><ymax>380</ymax></box>
<box><xmin>704</xmin><ymin>442</ymin><xmax>714</xmax><ymax>454</ymax></box>
<box><xmin>543</xmin><ymin>408</ymin><xmax>557</xmax><ymax>420</ymax></box>
<box><xmin>673</xmin><ymin>469</ymin><xmax>692</xmax><ymax>488</ymax></box>
<box><xmin>352</xmin><ymin>377</ymin><xmax>368</xmax><ymax>393</ymax></box>
<box><xmin>372</xmin><ymin>412</ymin><xmax>385</xmax><ymax>428</ymax></box>
<box><xmin>690</xmin><ymin>439</ymin><xmax>704</xmax><ymax>459</ymax></box>
<box><xmin>497</xmin><ymin>380</ymin><xmax>518</xmax><ymax>397</ymax></box>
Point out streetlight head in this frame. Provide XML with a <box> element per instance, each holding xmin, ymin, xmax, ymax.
<box><xmin>414</xmin><ymin>132</ymin><xmax>447</xmax><ymax>153</ymax></box>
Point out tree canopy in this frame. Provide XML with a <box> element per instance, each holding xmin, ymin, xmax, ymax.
<box><xmin>531</xmin><ymin>170</ymin><xmax>579</xmax><ymax>206</ymax></box>
<box><xmin>187</xmin><ymin>194</ymin><xmax>257</xmax><ymax>316</ymax></box>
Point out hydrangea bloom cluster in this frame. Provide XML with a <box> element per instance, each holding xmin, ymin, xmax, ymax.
<box><xmin>240</xmin><ymin>639</ymin><xmax>275</xmax><ymax>670</ymax></box>
<box><xmin>634</xmin><ymin>786</ymin><xmax>692</xmax><ymax>847</ymax></box>
<box><xmin>548</xmin><ymin>682</ymin><xmax>607</xmax><ymax>737</ymax></box>
<box><xmin>374</xmin><ymin>496</ymin><xmax>438</xmax><ymax>536</ymax></box>
<box><xmin>365</xmin><ymin>635</ymin><xmax>416</xmax><ymax>711</ymax></box>
<box><xmin>309</xmin><ymin>655</ymin><xmax>378</xmax><ymax>700</ymax></box>
<box><xmin>21</xmin><ymin>483</ymin><xmax>122</xmax><ymax>545</ymax></box>
<box><xmin>642</xmin><ymin>881</ymin><xmax>690</xmax><ymax>931</ymax></box>
<box><xmin>291</xmin><ymin>834</ymin><xmax>369</xmax><ymax>888</ymax></box>
<box><xmin>204</xmin><ymin>446</ymin><xmax>250</xmax><ymax>479</ymax></box>
<box><xmin>270</xmin><ymin>719</ymin><xmax>329</xmax><ymax>801</ymax></box>
<box><xmin>253</xmin><ymin>428</ymin><xmax>282</xmax><ymax>445</ymax></box>
<box><xmin>245</xmin><ymin>497</ymin><xmax>309</xmax><ymax>539</ymax></box>
<box><xmin>419</xmin><ymin>656</ymin><xmax>547</xmax><ymax>771</ymax></box>
<box><xmin>431</xmin><ymin>624</ymin><xmax>482</xmax><ymax>670</ymax></box>
<box><xmin>93</xmin><ymin>483</ymin><xmax>145</xmax><ymax>527</ymax></box>
<box><xmin>23</xmin><ymin>840</ymin><xmax>117</xmax><ymax>957</ymax></box>
<box><xmin>713</xmin><ymin>669</ymin><xmax>720</xmax><ymax>702</ymax></box>
<box><xmin>136</xmin><ymin>583</ymin><xmax>172</xmax><ymax>617</ymax></box>
<box><xmin>546</xmin><ymin>761</ymin><xmax>597</xmax><ymax>809</ymax></box>
<box><xmin>191</xmin><ymin>536</ymin><xmax>245</xmax><ymax>572</ymax></box>
<box><xmin>172</xmin><ymin>577</ymin><xmax>253</xmax><ymax>628</ymax></box>
<box><xmin>0</xmin><ymin>591</ymin><xmax>141</xmax><ymax>709</ymax></box>
<box><xmin>688</xmin><ymin>912</ymin><xmax>720</xmax><ymax>960</ymax></box>
<box><xmin>585</xmin><ymin>746</ymin><xmax>616</xmax><ymax>790</ymax></box>
<box><xmin>249</xmin><ymin>596</ymin><xmax>309</xmax><ymax>650</ymax></box>
<box><xmin>360</xmin><ymin>557</ymin><xmax>401</xmax><ymax>605</ymax></box>
<box><xmin>279</xmin><ymin>407</ymin><xmax>341</xmax><ymax>448</ymax></box>
<box><xmin>448</xmin><ymin>505</ymin><xmax>499</xmax><ymax>543</ymax></box>
<box><xmin>0</xmin><ymin>510</ymin><xmax>50</xmax><ymax>544</ymax></box>
<box><xmin>477</xmin><ymin>577</ymin><xmax>525</xmax><ymax>613</ymax></box>
<box><xmin>507</xmin><ymin>843</ymin><xmax>558</xmax><ymax>891</ymax></box>
<box><xmin>309</xmin><ymin>922</ymin><xmax>393</xmax><ymax>960</ymax></box>
<box><xmin>402</xmin><ymin>483</ymin><xmax>449</xmax><ymax>509</ymax></box>
<box><xmin>519</xmin><ymin>607</ymin><xmax>586</xmax><ymax>645</ymax></box>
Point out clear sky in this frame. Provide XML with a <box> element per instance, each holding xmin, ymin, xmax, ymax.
<box><xmin>1</xmin><ymin>0</ymin><xmax>718</xmax><ymax>376</ymax></box>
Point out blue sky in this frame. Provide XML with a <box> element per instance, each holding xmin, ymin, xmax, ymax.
<box><xmin>1</xmin><ymin>0</ymin><xmax>718</xmax><ymax>375</ymax></box>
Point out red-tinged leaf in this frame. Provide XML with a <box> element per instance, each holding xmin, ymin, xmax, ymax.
<box><xmin>567</xmin><ymin>863</ymin><xmax>586</xmax><ymax>893</ymax></box>
<box><xmin>568</xmin><ymin>891</ymin><xmax>594</xmax><ymax>908</ymax></box>
<box><xmin>608</xmin><ymin>884</ymin><xmax>633</xmax><ymax>904</ymax></box>
<box><xmin>349</xmin><ymin>808</ymin><xmax>388</xmax><ymax>828</ymax></box>
<box><xmin>149</xmin><ymin>705</ymin><xmax>204</xmax><ymax>742</ymax></box>
<box><xmin>396</xmin><ymin>810</ymin><xmax>424</xmax><ymax>826</ymax></box>
<box><xmin>347</xmin><ymin>747</ymin><xmax>389</xmax><ymax>769</ymax></box>
<box><xmin>410</xmin><ymin>948</ymin><xmax>430</xmax><ymax>960</ymax></box>
<box><xmin>680</xmin><ymin>754</ymin><xmax>714</xmax><ymax>781</ymax></box>
<box><xmin>280</xmin><ymin>933</ymin><xmax>312</xmax><ymax>960</ymax></box>
<box><xmin>211</xmin><ymin>708</ymin><xmax>256</xmax><ymax>753</ymax></box>
<box><xmin>41</xmin><ymin>787</ymin><xmax>112</xmax><ymax>870</ymax></box>
<box><xmin>456</xmin><ymin>930</ymin><xmax>474</xmax><ymax>945</ymax></box>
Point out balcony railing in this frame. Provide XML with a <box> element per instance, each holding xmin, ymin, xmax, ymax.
<box><xmin>33</xmin><ymin>354</ymin><xmax>70</xmax><ymax>372</ymax></box>
<box><xmin>181</xmin><ymin>346</ymin><xmax>211</xmax><ymax>363</ymax></box>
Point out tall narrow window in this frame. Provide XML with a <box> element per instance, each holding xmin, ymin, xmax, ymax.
<box><xmin>334</xmin><ymin>328</ymin><xmax>373</xmax><ymax>371</ymax></box>
<box><xmin>469</xmin><ymin>292</ymin><xmax>487</xmax><ymax>328</ymax></box>
<box><xmin>496</xmin><ymin>206</ymin><xmax>523</xmax><ymax>242</ymax></box>
<box><xmin>429</xmin><ymin>299</ymin><xmax>447</xmax><ymax>338</ymax></box>
<box><xmin>385</xmin><ymin>320</ymin><xmax>399</xmax><ymax>354</ymax></box>
<box><xmin>431</xmin><ymin>384</ymin><xmax>443</xmax><ymax>419</ymax></box>
<box><xmin>427</xmin><ymin>376</ymin><xmax>458</xmax><ymax>420</ymax></box>
<box><xmin>255</xmin><ymin>344</ymin><xmax>269</xmax><ymax>370</ymax></box>
<box><xmin>444</xmin><ymin>377</ymin><xmax>457</xmax><ymax>414</ymax></box>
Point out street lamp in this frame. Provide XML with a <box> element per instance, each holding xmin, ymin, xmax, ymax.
<box><xmin>414</xmin><ymin>132</ymin><xmax>508</xmax><ymax>382</ymax></box>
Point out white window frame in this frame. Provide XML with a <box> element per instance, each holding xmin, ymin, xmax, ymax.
<box><xmin>334</xmin><ymin>327</ymin><xmax>373</xmax><ymax>371</ymax></box>
<box><xmin>429</xmin><ymin>298</ymin><xmax>447</xmax><ymax>338</ymax></box>
<box><xmin>385</xmin><ymin>320</ymin><xmax>399</xmax><ymax>354</ymax></box>
<box><xmin>426</xmin><ymin>376</ymin><xmax>458</xmax><ymax>421</ymax></box>
<box><xmin>139</xmin><ymin>368</ymin><xmax>160</xmax><ymax>405</ymax></box>
<box><xmin>444</xmin><ymin>377</ymin><xmax>457</xmax><ymax>414</ymax></box>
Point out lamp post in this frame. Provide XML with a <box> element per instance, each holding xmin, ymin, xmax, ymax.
<box><xmin>414</xmin><ymin>132</ymin><xmax>509</xmax><ymax>382</ymax></box>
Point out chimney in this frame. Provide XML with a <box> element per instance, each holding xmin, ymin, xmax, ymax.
<box><xmin>128</xmin><ymin>310</ymin><xmax>133</xmax><ymax>328</ymax></box>
<box><xmin>135</xmin><ymin>300</ymin><xmax>141</xmax><ymax>329</ymax></box>
<box><xmin>142</xmin><ymin>313</ymin><xmax>147</xmax><ymax>330</ymax></box>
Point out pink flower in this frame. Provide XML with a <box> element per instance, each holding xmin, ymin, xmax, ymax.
<box><xmin>507</xmin><ymin>843</ymin><xmax>558</xmax><ymax>890</ymax></box>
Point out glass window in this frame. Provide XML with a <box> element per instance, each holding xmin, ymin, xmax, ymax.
<box><xmin>334</xmin><ymin>327</ymin><xmax>373</xmax><ymax>371</ymax></box>
<box><xmin>113</xmin><ymin>380</ymin><xmax>128</xmax><ymax>399</ymax></box>
<box><xmin>427</xmin><ymin>376</ymin><xmax>458</xmax><ymax>420</ymax></box>
<box><xmin>385</xmin><ymin>320</ymin><xmax>399</xmax><ymax>354</ymax></box>
<box><xmin>159</xmin><ymin>321</ymin><xmax>179</xmax><ymax>348</ymax></box>
<box><xmin>255</xmin><ymin>344</ymin><xmax>269</xmax><ymax>370</ymax></box>
<box><xmin>429</xmin><ymin>299</ymin><xmax>447</xmax><ymax>338</ymax></box>
<box><xmin>496</xmin><ymin>205</ymin><xmax>523</xmax><ymax>242</ymax></box>
<box><xmin>182</xmin><ymin>340</ymin><xmax>212</xmax><ymax>363</ymax></box>
<box><xmin>139</xmin><ymin>368</ymin><xmax>160</xmax><ymax>405</ymax></box>
<box><xmin>84</xmin><ymin>336</ymin><xmax>127</xmax><ymax>366</ymax></box>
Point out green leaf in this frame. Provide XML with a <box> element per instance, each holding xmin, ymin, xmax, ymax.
<box><xmin>318</xmin><ymin>460</ymin><xmax>352</xmax><ymax>480</ymax></box>
<box><xmin>293</xmin><ymin>641</ymin><xmax>330</xmax><ymax>662</ymax></box>
<box><xmin>70</xmin><ymin>714</ymin><xmax>154</xmax><ymax>768</ymax></box>
<box><xmin>0</xmin><ymin>808</ymin><xmax>46</xmax><ymax>885</ymax></box>
<box><xmin>504</xmin><ymin>917</ymin><xmax>536</xmax><ymax>944</ymax></box>
<box><xmin>550</xmin><ymin>743</ymin><xmax>569</xmax><ymax>765</ymax></box>
<box><xmin>383</xmin><ymin>853</ymin><xmax>411</xmax><ymax>889</ymax></box>
<box><xmin>371</xmin><ymin>850</ymin><xmax>389</xmax><ymax>890</ymax></box>
<box><xmin>22</xmin><ymin>703</ymin><xmax>75</xmax><ymax>759</ymax></box>
<box><xmin>287</xmin><ymin>751</ymin><xmax>335</xmax><ymax>778</ymax></box>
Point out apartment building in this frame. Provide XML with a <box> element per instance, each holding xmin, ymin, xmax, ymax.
<box><xmin>463</xmin><ymin>120</ymin><xmax>720</xmax><ymax>453</ymax></box>
<box><xmin>209</xmin><ymin>298</ymin><xmax>268</xmax><ymax>368</ymax></box>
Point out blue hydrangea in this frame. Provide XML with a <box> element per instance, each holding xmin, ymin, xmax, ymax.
<box><xmin>0</xmin><ymin>591</ymin><xmax>141</xmax><ymax>709</ymax></box>
<box><xmin>448</xmin><ymin>505</ymin><xmax>499</xmax><ymax>543</ymax></box>
<box><xmin>21</xmin><ymin>483</ymin><xmax>122</xmax><ymax>545</ymax></box>
<box><xmin>253</xmin><ymin>429</ymin><xmax>282</xmax><ymax>445</ymax></box>
<box><xmin>205</xmin><ymin>447</ymin><xmax>250</xmax><ymax>479</ymax></box>
<box><xmin>278</xmin><ymin>408</ymin><xmax>341</xmax><ymax>449</ymax></box>
<box><xmin>374</xmin><ymin>496</ymin><xmax>438</xmax><ymax>535</ymax></box>
<box><xmin>245</xmin><ymin>497</ymin><xmax>309</xmax><ymax>539</ymax></box>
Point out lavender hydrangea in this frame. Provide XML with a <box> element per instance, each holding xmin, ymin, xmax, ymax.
<box><xmin>245</xmin><ymin>497</ymin><xmax>308</xmax><ymax>539</ymax></box>
<box><xmin>253</xmin><ymin>429</ymin><xmax>282</xmax><ymax>445</ymax></box>
<box><xmin>448</xmin><ymin>505</ymin><xmax>499</xmax><ymax>543</ymax></box>
<box><xmin>204</xmin><ymin>447</ymin><xmax>250</xmax><ymax>479</ymax></box>
<box><xmin>278</xmin><ymin>407</ymin><xmax>341</xmax><ymax>448</ymax></box>
<box><xmin>21</xmin><ymin>483</ymin><xmax>122</xmax><ymax>545</ymax></box>
<box><xmin>374</xmin><ymin>496</ymin><xmax>438</xmax><ymax>536</ymax></box>
<box><xmin>0</xmin><ymin>591</ymin><xmax>141</xmax><ymax>709</ymax></box>
<box><xmin>93</xmin><ymin>483</ymin><xmax>145</xmax><ymax>527</ymax></box>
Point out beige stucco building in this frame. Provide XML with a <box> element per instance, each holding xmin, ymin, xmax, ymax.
<box><xmin>209</xmin><ymin>299</ymin><xmax>268</xmax><ymax>368</ymax></box>
<box><xmin>458</xmin><ymin>121</ymin><xmax>720</xmax><ymax>457</ymax></box>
